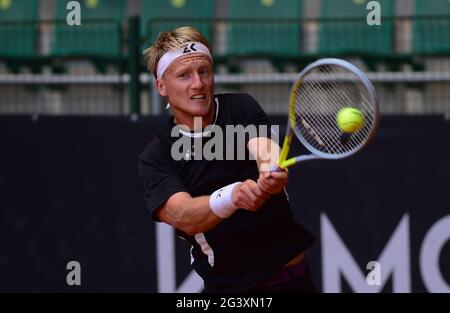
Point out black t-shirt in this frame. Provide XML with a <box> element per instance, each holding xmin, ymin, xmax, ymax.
<box><xmin>138</xmin><ymin>93</ymin><xmax>315</xmax><ymax>292</ymax></box>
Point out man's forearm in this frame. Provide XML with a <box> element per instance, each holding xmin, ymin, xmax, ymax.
<box><xmin>179</xmin><ymin>196</ymin><xmax>224</xmax><ymax>235</ymax></box>
<box><xmin>157</xmin><ymin>194</ymin><xmax>223</xmax><ymax>236</ymax></box>
<box><xmin>247</xmin><ymin>137</ymin><xmax>281</xmax><ymax>171</ymax></box>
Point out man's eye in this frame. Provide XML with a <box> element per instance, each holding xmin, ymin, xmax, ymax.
<box><xmin>200</xmin><ymin>70</ymin><xmax>210</xmax><ymax>76</ymax></box>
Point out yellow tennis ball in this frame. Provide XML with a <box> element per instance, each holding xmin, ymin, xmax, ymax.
<box><xmin>171</xmin><ymin>0</ymin><xmax>186</xmax><ymax>8</ymax></box>
<box><xmin>0</xmin><ymin>0</ymin><xmax>12</xmax><ymax>10</ymax></box>
<box><xmin>336</xmin><ymin>107</ymin><xmax>365</xmax><ymax>133</ymax></box>
<box><xmin>85</xmin><ymin>0</ymin><xmax>99</xmax><ymax>9</ymax></box>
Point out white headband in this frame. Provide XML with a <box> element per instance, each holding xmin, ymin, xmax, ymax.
<box><xmin>156</xmin><ymin>41</ymin><xmax>212</xmax><ymax>80</ymax></box>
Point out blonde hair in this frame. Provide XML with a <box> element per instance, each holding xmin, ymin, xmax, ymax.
<box><xmin>143</xmin><ymin>26</ymin><xmax>212</xmax><ymax>78</ymax></box>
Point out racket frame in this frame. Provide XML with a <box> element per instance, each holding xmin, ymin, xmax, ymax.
<box><xmin>278</xmin><ymin>58</ymin><xmax>379</xmax><ymax>169</ymax></box>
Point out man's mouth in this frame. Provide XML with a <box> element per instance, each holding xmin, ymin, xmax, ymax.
<box><xmin>191</xmin><ymin>94</ymin><xmax>206</xmax><ymax>100</ymax></box>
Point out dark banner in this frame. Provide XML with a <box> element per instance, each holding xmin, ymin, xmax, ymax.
<box><xmin>0</xmin><ymin>115</ymin><xmax>449</xmax><ymax>292</ymax></box>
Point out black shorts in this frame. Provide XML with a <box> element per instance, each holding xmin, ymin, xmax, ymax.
<box><xmin>247</xmin><ymin>258</ymin><xmax>318</xmax><ymax>293</ymax></box>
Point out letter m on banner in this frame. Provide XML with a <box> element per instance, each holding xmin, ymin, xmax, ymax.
<box><xmin>321</xmin><ymin>213</ymin><xmax>411</xmax><ymax>292</ymax></box>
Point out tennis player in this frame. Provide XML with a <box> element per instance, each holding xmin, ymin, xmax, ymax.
<box><xmin>138</xmin><ymin>26</ymin><xmax>316</xmax><ymax>293</ymax></box>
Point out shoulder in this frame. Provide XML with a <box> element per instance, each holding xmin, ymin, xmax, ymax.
<box><xmin>139</xmin><ymin>116</ymin><xmax>176</xmax><ymax>162</ymax></box>
<box><xmin>138</xmin><ymin>132</ymin><xmax>173</xmax><ymax>171</ymax></box>
<box><xmin>217</xmin><ymin>93</ymin><xmax>260</xmax><ymax>108</ymax></box>
<box><xmin>217</xmin><ymin>93</ymin><xmax>264</xmax><ymax>118</ymax></box>
<box><xmin>139</xmin><ymin>136</ymin><xmax>165</xmax><ymax>159</ymax></box>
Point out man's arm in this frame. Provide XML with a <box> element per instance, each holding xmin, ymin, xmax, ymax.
<box><xmin>155</xmin><ymin>180</ymin><xmax>270</xmax><ymax>236</ymax></box>
<box><xmin>247</xmin><ymin>137</ymin><xmax>280</xmax><ymax>172</ymax></box>
<box><xmin>248</xmin><ymin>137</ymin><xmax>288</xmax><ymax>195</ymax></box>
<box><xmin>155</xmin><ymin>192</ymin><xmax>220</xmax><ymax>236</ymax></box>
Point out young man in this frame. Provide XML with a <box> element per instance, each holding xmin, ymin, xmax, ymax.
<box><xmin>138</xmin><ymin>27</ymin><xmax>316</xmax><ymax>292</ymax></box>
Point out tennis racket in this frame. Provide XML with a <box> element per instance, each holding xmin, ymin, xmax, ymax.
<box><xmin>276</xmin><ymin>58</ymin><xmax>379</xmax><ymax>169</ymax></box>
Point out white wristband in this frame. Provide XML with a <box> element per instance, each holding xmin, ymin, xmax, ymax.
<box><xmin>209</xmin><ymin>182</ymin><xmax>242</xmax><ymax>219</ymax></box>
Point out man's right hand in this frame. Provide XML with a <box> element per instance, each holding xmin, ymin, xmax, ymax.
<box><xmin>232</xmin><ymin>179</ymin><xmax>270</xmax><ymax>212</ymax></box>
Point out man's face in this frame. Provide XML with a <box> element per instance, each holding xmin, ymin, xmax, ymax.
<box><xmin>157</xmin><ymin>54</ymin><xmax>214</xmax><ymax>126</ymax></box>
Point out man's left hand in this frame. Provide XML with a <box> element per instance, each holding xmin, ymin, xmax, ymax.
<box><xmin>257</xmin><ymin>169</ymin><xmax>288</xmax><ymax>195</ymax></box>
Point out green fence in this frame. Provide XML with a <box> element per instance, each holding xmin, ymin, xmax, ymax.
<box><xmin>2</xmin><ymin>15</ymin><xmax>450</xmax><ymax>61</ymax></box>
<box><xmin>0</xmin><ymin>16</ymin><xmax>449</xmax><ymax>115</ymax></box>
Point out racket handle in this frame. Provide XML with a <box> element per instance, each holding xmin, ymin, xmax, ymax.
<box><xmin>269</xmin><ymin>164</ymin><xmax>285</xmax><ymax>172</ymax></box>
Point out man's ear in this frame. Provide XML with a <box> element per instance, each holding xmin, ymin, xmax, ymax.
<box><xmin>156</xmin><ymin>79</ymin><xmax>167</xmax><ymax>97</ymax></box>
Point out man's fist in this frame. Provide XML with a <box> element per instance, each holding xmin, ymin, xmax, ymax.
<box><xmin>257</xmin><ymin>169</ymin><xmax>288</xmax><ymax>195</ymax></box>
<box><xmin>232</xmin><ymin>179</ymin><xmax>270</xmax><ymax>211</ymax></box>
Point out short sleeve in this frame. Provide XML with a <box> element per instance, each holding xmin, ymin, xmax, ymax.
<box><xmin>235</xmin><ymin>93</ymin><xmax>273</xmax><ymax>141</ymax></box>
<box><xmin>138</xmin><ymin>146</ymin><xmax>187</xmax><ymax>221</ymax></box>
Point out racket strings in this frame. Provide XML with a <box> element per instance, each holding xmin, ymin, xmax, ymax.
<box><xmin>299</xmin><ymin>78</ymin><xmax>362</xmax><ymax>151</ymax></box>
<box><xmin>294</xmin><ymin>86</ymin><xmax>346</xmax><ymax>153</ymax></box>
<box><xmin>299</xmin><ymin>82</ymin><xmax>370</xmax><ymax>153</ymax></box>
<box><xmin>293</xmin><ymin>64</ymin><xmax>376</xmax><ymax>156</ymax></box>
<box><xmin>323</xmin><ymin>65</ymin><xmax>376</xmax><ymax>123</ymax></box>
<box><xmin>317</xmin><ymin>66</ymin><xmax>373</xmax><ymax>147</ymax></box>
<box><xmin>296</xmin><ymin>78</ymin><xmax>363</xmax><ymax>153</ymax></box>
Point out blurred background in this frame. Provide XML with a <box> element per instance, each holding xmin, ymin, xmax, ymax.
<box><xmin>0</xmin><ymin>0</ymin><xmax>449</xmax><ymax>293</ymax></box>
<box><xmin>1</xmin><ymin>0</ymin><xmax>449</xmax><ymax>116</ymax></box>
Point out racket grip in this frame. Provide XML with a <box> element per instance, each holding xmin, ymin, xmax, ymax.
<box><xmin>269</xmin><ymin>164</ymin><xmax>285</xmax><ymax>172</ymax></box>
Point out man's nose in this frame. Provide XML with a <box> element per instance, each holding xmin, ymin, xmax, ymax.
<box><xmin>191</xmin><ymin>72</ymin><xmax>203</xmax><ymax>89</ymax></box>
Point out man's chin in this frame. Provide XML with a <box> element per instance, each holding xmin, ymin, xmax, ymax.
<box><xmin>189</xmin><ymin>102</ymin><xmax>212</xmax><ymax>116</ymax></box>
